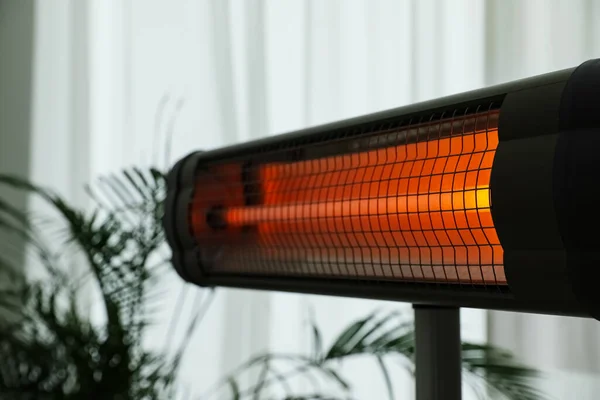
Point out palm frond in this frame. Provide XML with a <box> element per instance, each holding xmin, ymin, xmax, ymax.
<box><xmin>307</xmin><ymin>307</ymin><xmax>322</xmax><ymax>363</ymax></box>
<box><xmin>0</xmin><ymin>167</ymin><xmax>181</xmax><ymax>399</ymax></box>
<box><xmin>0</xmin><ymin>196</ymin><xmax>29</xmax><ymax>227</ymax></box>
<box><xmin>323</xmin><ymin>315</ymin><xmax>373</xmax><ymax>360</ymax></box>
<box><xmin>462</xmin><ymin>342</ymin><xmax>549</xmax><ymax>400</ymax></box>
<box><xmin>0</xmin><ymin>279</ymin><xmax>120</xmax><ymax>398</ymax></box>
<box><xmin>227</xmin><ymin>377</ymin><xmax>241</xmax><ymax>400</ymax></box>
<box><xmin>0</xmin><ymin>198</ymin><xmax>51</xmax><ymax>263</ymax></box>
<box><xmin>324</xmin><ymin>311</ymin><xmax>413</xmax><ymax>362</ymax></box>
<box><xmin>375</xmin><ymin>355</ymin><xmax>394</xmax><ymax>400</ymax></box>
<box><xmin>318</xmin><ymin>311</ymin><xmax>544</xmax><ymax>400</ymax></box>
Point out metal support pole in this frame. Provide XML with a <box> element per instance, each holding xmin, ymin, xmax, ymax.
<box><xmin>414</xmin><ymin>305</ymin><xmax>461</xmax><ymax>400</ymax></box>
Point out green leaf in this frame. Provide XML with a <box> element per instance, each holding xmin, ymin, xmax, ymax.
<box><xmin>252</xmin><ymin>360</ymin><xmax>270</xmax><ymax>400</ymax></box>
<box><xmin>376</xmin><ymin>355</ymin><xmax>394</xmax><ymax>400</ymax></box>
<box><xmin>123</xmin><ymin>168</ymin><xmax>153</xmax><ymax>200</ymax></box>
<box><xmin>461</xmin><ymin>342</ymin><xmax>549</xmax><ymax>400</ymax></box>
<box><xmin>109</xmin><ymin>173</ymin><xmax>140</xmax><ymax>204</ymax></box>
<box><xmin>84</xmin><ymin>183</ymin><xmax>110</xmax><ymax>210</ymax></box>
<box><xmin>264</xmin><ymin>363</ymin><xmax>293</xmax><ymax>396</ymax></box>
<box><xmin>228</xmin><ymin>377</ymin><xmax>241</xmax><ymax>400</ymax></box>
<box><xmin>322</xmin><ymin>367</ymin><xmax>350</xmax><ymax>391</ymax></box>
<box><xmin>324</xmin><ymin>311</ymin><xmax>414</xmax><ymax>362</ymax></box>
<box><xmin>324</xmin><ymin>315</ymin><xmax>372</xmax><ymax>360</ymax></box>
<box><xmin>97</xmin><ymin>175</ymin><xmax>137</xmax><ymax>215</ymax></box>
<box><xmin>0</xmin><ymin>174</ymin><xmax>42</xmax><ymax>193</ymax></box>
<box><xmin>308</xmin><ymin>306</ymin><xmax>322</xmax><ymax>362</ymax></box>
<box><xmin>0</xmin><ymin>196</ymin><xmax>29</xmax><ymax>225</ymax></box>
<box><xmin>350</xmin><ymin>311</ymin><xmax>396</xmax><ymax>342</ymax></box>
<box><xmin>377</xmin><ymin>327</ymin><xmax>414</xmax><ymax>356</ymax></box>
<box><xmin>0</xmin><ymin>212</ymin><xmax>34</xmax><ymax>246</ymax></box>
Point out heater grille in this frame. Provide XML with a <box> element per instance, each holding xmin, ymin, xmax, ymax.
<box><xmin>190</xmin><ymin>104</ymin><xmax>505</xmax><ymax>287</ymax></box>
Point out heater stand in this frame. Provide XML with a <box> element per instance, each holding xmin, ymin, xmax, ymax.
<box><xmin>414</xmin><ymin>305</ymin><xmax>461</xmax><ymax>400</ymax></box>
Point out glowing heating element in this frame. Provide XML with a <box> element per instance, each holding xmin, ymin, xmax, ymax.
<box><xmin>191</xmin><ymin>110</ymin><xmax>505</xmax><ymax>285</ymax></box>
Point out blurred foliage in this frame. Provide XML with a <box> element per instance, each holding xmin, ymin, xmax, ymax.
<box><xmin>0</xmin><ymin>169</ymin><xmax>192</xmax><ymax>399</ymax></box>
<box><xmin>203</xmin><ymin>310</ymin><xmax>548</xmax><ymax>400</ymax></box>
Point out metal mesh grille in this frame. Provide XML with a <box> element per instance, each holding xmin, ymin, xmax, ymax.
<box><xmin>190</xmin><ymin>105</ymin><xmax>505</xmax><ymax>287</ymax></box>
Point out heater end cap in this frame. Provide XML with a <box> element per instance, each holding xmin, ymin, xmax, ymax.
<box><xmin>163</xmin><ymin>151</ymin><xmax>206</xmax><ymax>284</ymax></box>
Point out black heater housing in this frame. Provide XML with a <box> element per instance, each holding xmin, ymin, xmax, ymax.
<box><xmin>164</xmin><ymin>59</ymin><xmax>600</xmax><ymax>321</ymax></box>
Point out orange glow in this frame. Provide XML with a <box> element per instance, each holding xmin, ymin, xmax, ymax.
<box><xmin>191</xmin><ymin>110</ymin><xmax>505</xmax><ymax>285</ymax></box>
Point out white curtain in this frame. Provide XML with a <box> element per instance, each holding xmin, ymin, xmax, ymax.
<box><xmin>7</xmin><ymin>0</ymin><xmax>600</xmax><ymax>399</ymax></box>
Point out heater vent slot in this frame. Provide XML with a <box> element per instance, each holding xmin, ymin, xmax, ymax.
<box><xmin>189</xmin><ymin>102</ymin><xmax>506</xmax><ymax>289</ymax></box>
